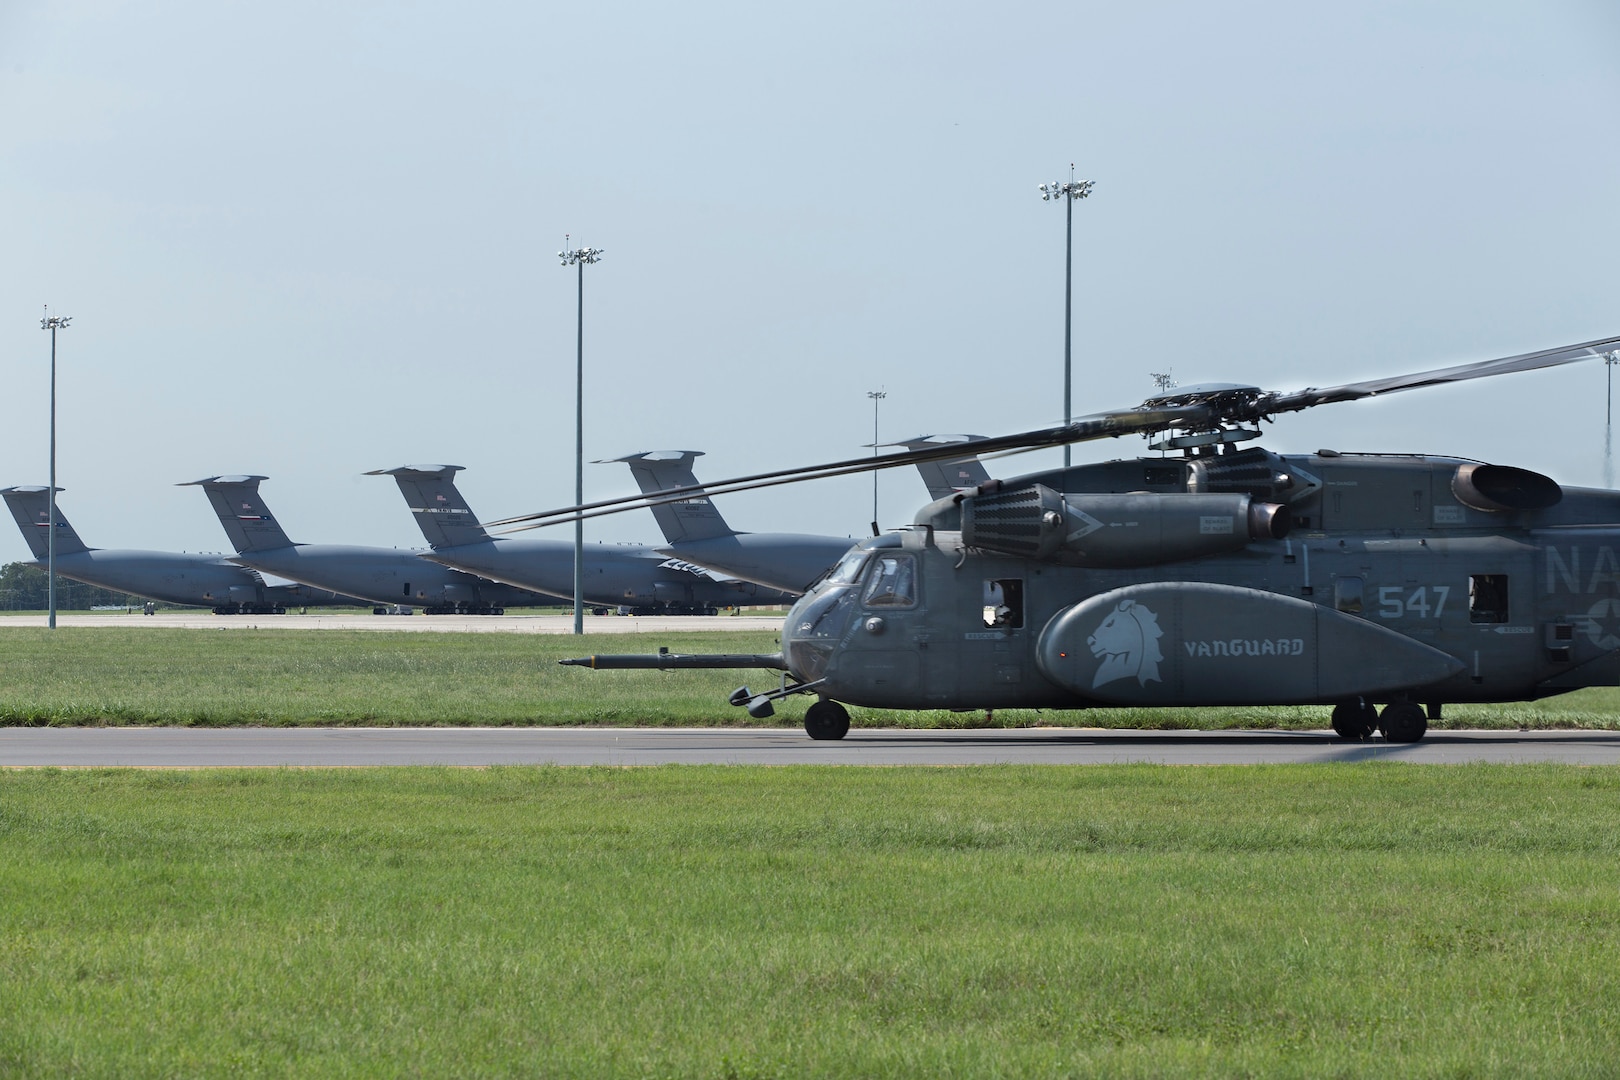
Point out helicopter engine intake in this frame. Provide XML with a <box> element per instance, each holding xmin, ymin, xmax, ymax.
<box><xmin>1451</xmin><ymin>463</ymin><xmax>1562</xmax><ymax>512</ymax></box>
<box><xmin>960</xmin><ymin>485</ymin><xmax>1289</xmax><ymax>567</ymax></box>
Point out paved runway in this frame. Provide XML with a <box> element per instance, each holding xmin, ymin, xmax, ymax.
<box><xmin>0</xmin><ymin>612</ymin><xmax>784</xmax><ymax>634</ymax></box>
<box><xmin>5</xmin><ymin>727</ymin><xmax>1620</xmax><ymax>767</ymax></box>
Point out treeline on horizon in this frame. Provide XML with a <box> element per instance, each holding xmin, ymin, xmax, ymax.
<box><xmin>0</xmin><ymin>562</ymin><xmax>146</xmax><ymax>611</ymax></box>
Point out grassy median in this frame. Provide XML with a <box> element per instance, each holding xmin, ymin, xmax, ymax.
<box><xmin>0</xmin><ymin>626</ymin><xmax>1618</xmax><ymax>729</ymax></box>
<box><xmin>3</xmin><ymin>764</ymin><xmax>1619</xmax><ymax>1076</ymax></box>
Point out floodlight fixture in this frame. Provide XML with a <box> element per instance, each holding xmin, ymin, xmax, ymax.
<box><xmin>559</xmin><ymin>234</ymin><xmax>604</xmax><ymax>267</ymax></box>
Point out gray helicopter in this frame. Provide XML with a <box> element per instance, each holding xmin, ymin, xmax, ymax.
<box><xmin>0</xmin><ymin>486</ymin><xmax>359</xmax><ymax>613</ymax></box>
<box><xmin>183</xmin><ymin>475</ymin><xmax>555</xmax><ymax>613</ymax></box>
<box><xmin>366</xmin><ymin>465</ymin><xmax>800</xmax><ymax>614</ymax></box>
<box><xmin>546</xmin><ymin>334</ymin><xmax>1620</xmax><ymax>742</ymax></box>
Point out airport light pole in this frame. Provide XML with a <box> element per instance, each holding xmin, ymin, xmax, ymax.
<box><xmin>40</xmin><ymin>308</ymin><xmax>71</xmax><ymax>630</ymax></box>
<box><xmin>867</xmin><ymin>389</ymin><xmax>886</xmax><ymax>533</ymax></box>
<box><xmin>1038</xmin><ymin>166</ymin><xmax>1095</xmax><ymax>469</ymax></box>
<box><xmin>560</xmin><ymin>237</ymin><xmax>603</xmax><ymax>635</ymax></box>
<box><xmin>1607</xmin><ymin>352</ymin><xmax>1618</xmax><ymax>489</ymax></box>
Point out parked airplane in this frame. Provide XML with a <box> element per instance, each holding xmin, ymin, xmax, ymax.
<box><xmin>0</xmin><ymin>486</ymin><xmax>358</xmax><ymax>613</ymax></box>
<box><xmin>600</xmin><ymin>451</ymin><xmax>853</xmax><ymax>594</ymax></box>
<box><xmin>182</xmin><ymin>475</ymin><xmax>556</xmax><ymax>614</ymax></box>
<box><xmin>365</xmin><ymin>465</ymin><xmax>800</xmax><ymax>614</ymax></box>
<box><xmin>878</xmin><ymin>434</ymin><xmax>992</xmax><ymax>498</ymax></box>
<box><xmin>597</xmin><ymin>437</ymin><xmax>993</xmax><ymax>593</ymax></box>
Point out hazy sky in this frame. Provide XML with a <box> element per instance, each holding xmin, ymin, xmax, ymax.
<box><xmin>2</xmin><ymin>1</ymin><xmax>1617</xmax><ymax>560</ymax></box>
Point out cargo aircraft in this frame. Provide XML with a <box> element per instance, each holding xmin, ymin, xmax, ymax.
<box><xmin>0</xmin><ymin>486</ymin><xmax>358</xmax><ymax>613</ymax></box>
<box><xmin>183</xmin><ymin>475</ymin><xmax>556</xmax><ymax>613</ymax></box>
<box><xmin>366</xmin><ymin>465</ymin><xmax>800</xmax><ymax>614</ymax></box>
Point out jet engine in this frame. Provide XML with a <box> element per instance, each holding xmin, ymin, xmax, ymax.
<box><xmin>959</xmin><ymin>484</ymin><xmax>1289</xmax><ymax>567</ymax></box>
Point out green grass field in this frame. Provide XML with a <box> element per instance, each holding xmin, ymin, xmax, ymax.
<box><xmin>3</xmin><ymin>765</ymin><xmax>1619</xmax><ymax>1076</ymax></box>
<box><xmin>0</xmin><ymin>626</ymin><xmax>1618</xmax><ymax>729</ymax></box>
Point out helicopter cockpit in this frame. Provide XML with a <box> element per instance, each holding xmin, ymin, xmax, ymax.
<box><xmin>782</xmin><ymin>535</ymin><xmax>907</xmax><ymax>678</ymax></box>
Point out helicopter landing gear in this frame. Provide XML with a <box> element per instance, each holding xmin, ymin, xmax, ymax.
<box><xmin>804</xmin><ymin>699</ymin><xmax>851</xmax><ymax>741</ymax></box>
<box><xmin>1378</xmin><ymin>700</ymin><xmax>1428</xmax><ymax>742</ymax></box>
<box><xmin>1330</xmin><ymin>698</ymin><xmax>1379</xmax><ymax>740</ymax></box>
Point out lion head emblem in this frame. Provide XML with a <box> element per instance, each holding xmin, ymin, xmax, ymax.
<box><xmin>1086</xmin><ymin>599</ymin><xmax>1164</xmax><ymax>689</ymax></box>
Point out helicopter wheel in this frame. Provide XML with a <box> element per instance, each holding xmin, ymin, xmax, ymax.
<box><xmin>804</xmin><ymin>699</ymin><xmax>851</xmax><ymax>741</ymax></box>
<box><xmin>1330</xmin><ymin>699</ymin><xmax>1379</xmax><ymax>740</ymax></box>
<box><xmin>1378</xmin><ymin>700</ymin><xmax>1428</xmax><ymax>743</ymax></box>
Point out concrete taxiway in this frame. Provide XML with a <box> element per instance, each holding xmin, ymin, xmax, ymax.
<box><xmin>4</xmin><ymin>727</ymin><xmax>1620</xmax><ymax>767</ymax></box>
<box><xmin>0</xmin><ymin>612</ymin><xmax>784</xmax><ymax>633</ymax></box>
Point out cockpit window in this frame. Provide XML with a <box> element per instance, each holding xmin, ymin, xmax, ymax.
<box><xmin>825</xmin><ymin>549</ymin><xmax>870</xmax><ymax>586</ymax></box>
<box><xmin>861</xmin><ymin>554</ymin><xmax>917</xmax><ymax>608</ymax></box>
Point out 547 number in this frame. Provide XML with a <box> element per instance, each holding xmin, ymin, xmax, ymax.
<box><xmin>1378</xmin><ymin>585</ymin><xmax>1450</xmax><ymax>619</ymax></box>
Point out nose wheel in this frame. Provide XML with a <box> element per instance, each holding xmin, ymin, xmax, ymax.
<box><xmin>804</xmin><ymin>699</ymin><xmax>851</xmax><ymax>741</ymax></box>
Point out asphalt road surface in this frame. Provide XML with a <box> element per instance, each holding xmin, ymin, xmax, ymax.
<box><xmin>0</xmin><ymin>612</ymin><xmax>785</xmax><ymax>633</ymax></box>
<box><xmin>5</xmin><ymin>727</ymin><xmax>1620</xmax><ymax>767</ymax></box>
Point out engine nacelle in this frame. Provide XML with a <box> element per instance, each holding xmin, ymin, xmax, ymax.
<box><xmin>959</xmin><ymin>485</ymin><xmax>1289</xmax><ymax>567</ymax></box>
<box><xmin>1451</xmin><ymin>463</ymin><xmax>1561</xmax><ymax>512</ymax></box>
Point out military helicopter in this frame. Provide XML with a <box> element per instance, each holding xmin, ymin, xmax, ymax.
<box><xmin>514</xmin><ymin>335</ymin><xmax>1620</xmax><ymax>743</ymax></box>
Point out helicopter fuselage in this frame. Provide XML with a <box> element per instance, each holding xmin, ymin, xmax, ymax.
<box><xmin>780</xmin><ymin>448</ymin><xmax>1620</xmax><ymax>714</ymax></box>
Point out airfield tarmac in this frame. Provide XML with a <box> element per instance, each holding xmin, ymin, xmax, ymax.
<box><xmin>5</xmin><ymin>727</ymin><xmax>1620</xmax><ymax>767</ymax></box>
<box><xmin>5</xmin><ymin>613</ymin><xmax>1617</xmax><ymax>766</ymax></box>
<box><xmin>0</xmin><ymin>612</ymin><xmax>786</xmax><ymax>633</ymax></box>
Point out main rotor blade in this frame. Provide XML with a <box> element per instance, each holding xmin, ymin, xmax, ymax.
<box><xmin>1266</xmin><ymin>334</ymin><xmax>1620</xmax><ymax>415</ymax></box>
<box><xmin>488</xmin><ymin>402</ymin><xmax>1214</xmax><ymax>530</ymax></box>
<box><xmin>491</xmin><ymin>333</ymin><xmax>1618</xmax><ymax>532</ymax></box>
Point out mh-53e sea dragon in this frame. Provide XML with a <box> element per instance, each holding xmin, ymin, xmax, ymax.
<box><xmin>513</xmin><ymin>335</ymin><xmax>1620</xmax><ymax>743</ymax></box>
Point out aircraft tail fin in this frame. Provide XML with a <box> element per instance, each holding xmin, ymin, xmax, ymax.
<box><xmin>0</xmin><ymin>486</ymin><xmax>90</xmax><ymax>558</ymax></box>
<box><xmin>880</xmin><ymin>435</ymin><xmax>992</xmax><ymax>500</ymax></box>
<box><xmin>363</xmin><ymin>465</ymin><xmax>489</xmax><ymax>548</ymax></box>
<box><xmin>599</xmin><ymin>451</ymin><xmax>736</xmax><ymax>543</ymax></box>
<box><xmin>178</xmin><ymin>475</ymin><xmax>295</xmax><ymax>552</ymax></box>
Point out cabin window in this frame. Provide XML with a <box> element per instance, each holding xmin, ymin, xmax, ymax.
<box><xmin>983</xmin><ymin>579</ymin><xmax>1024</xmax><ymax>628</ymax></box>
<box><xmin>1469</xmin><ymin>574</ymin><xmax>1509</xmax><ymax>624</ymax></box>
<box><xmin>1334</xmin><ymin>576</ymin><xmax>1363</xmax><ymax>614</ymax></box>
<box><xmin>861</xmin><ymin>554</ymin><xmax>917</xmax><ymax>608</ymax></box>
